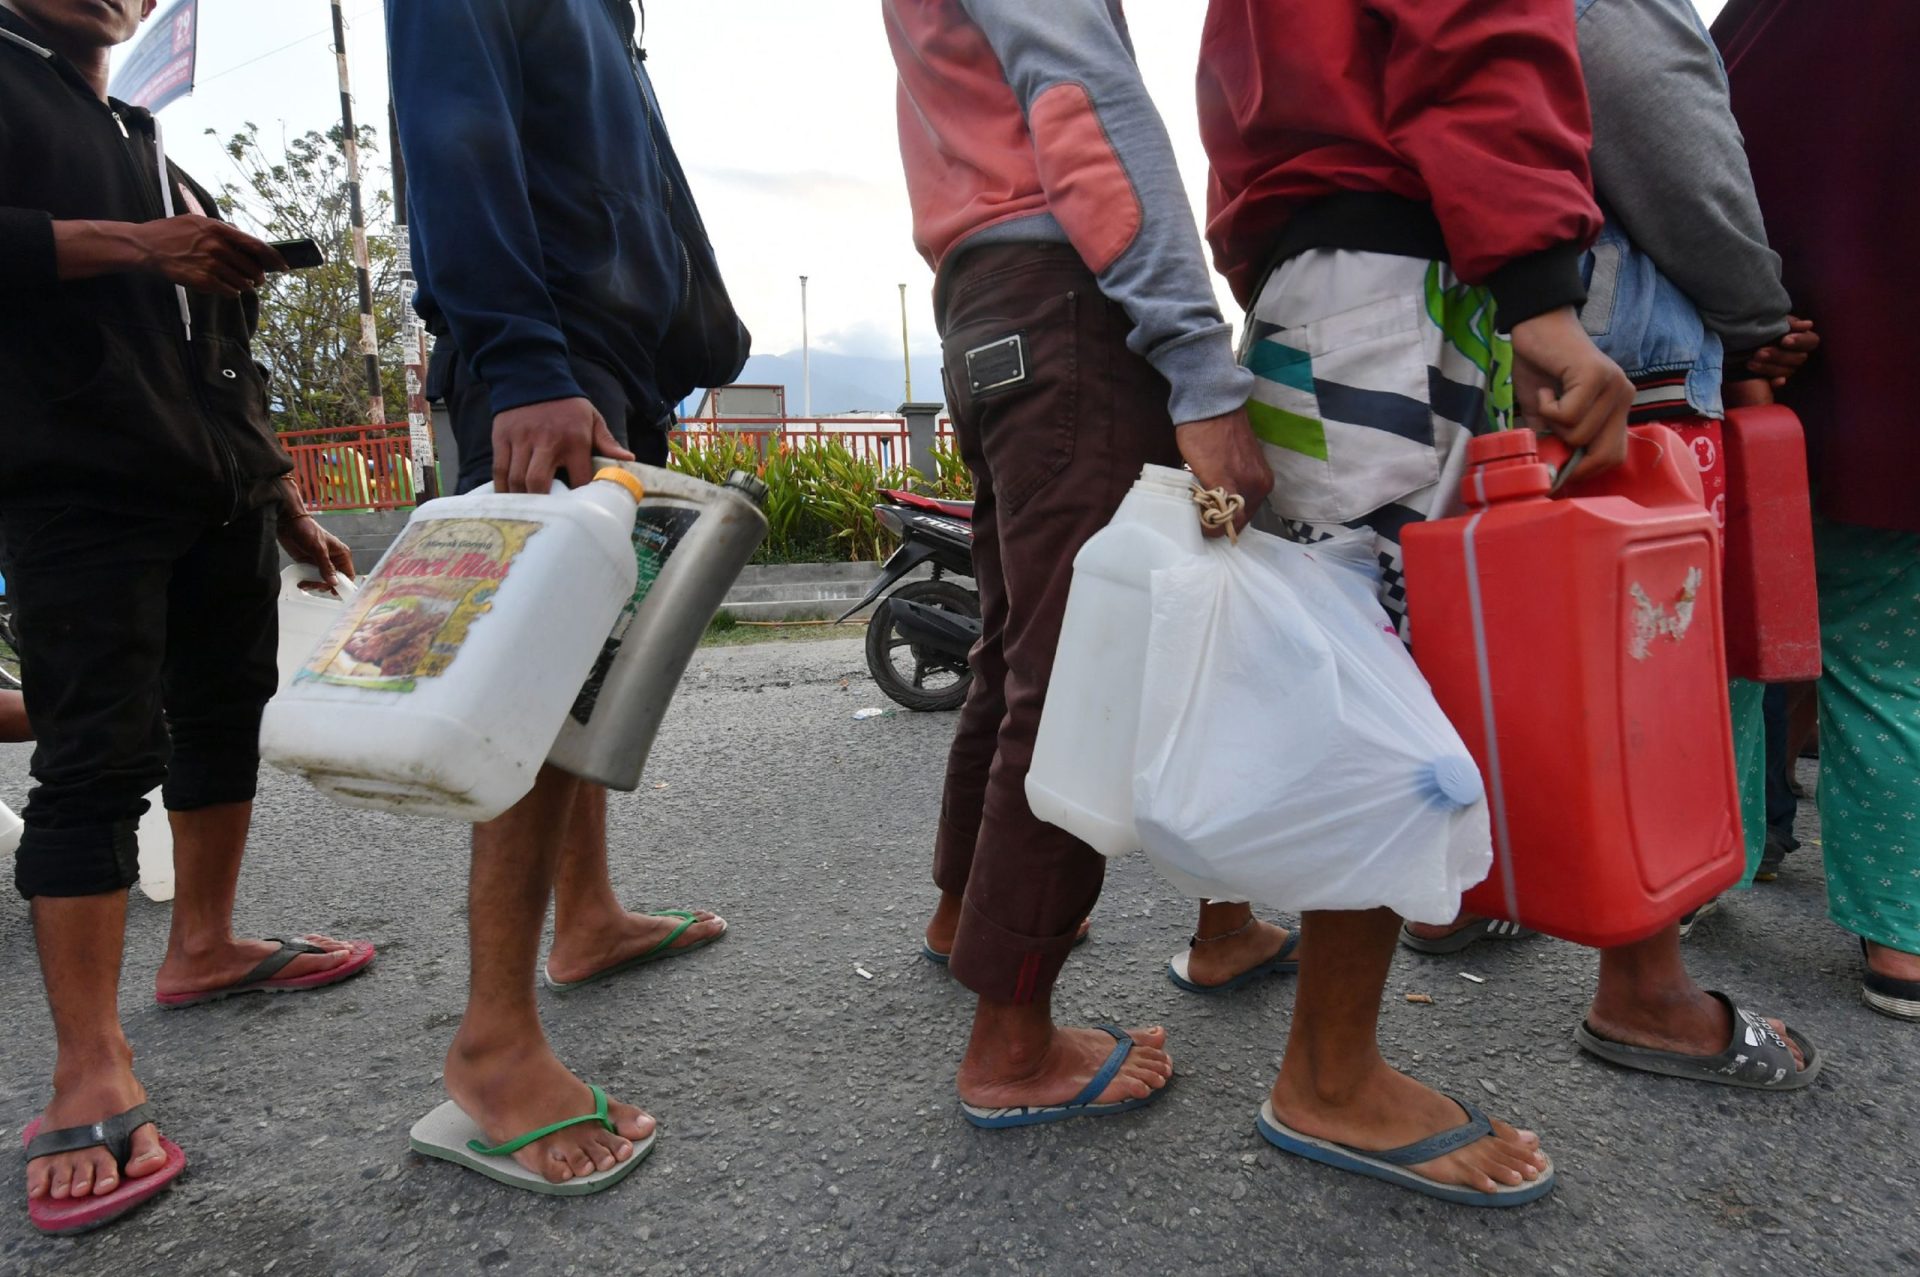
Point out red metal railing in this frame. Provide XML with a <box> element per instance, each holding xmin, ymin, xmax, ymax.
<box><xmin>285</xmin><ymin>416</ymin><xmax>962</xmax><ymax>513</ymax></box>
<box><xmin>283</xmin><ymin>424</ymin><xmax>416</xmax><ymax>512</ymax></box>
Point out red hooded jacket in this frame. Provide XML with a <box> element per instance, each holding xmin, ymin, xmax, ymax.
<box><xmin>1197</xmin><ymin>0</ymin><xmax>1602</xmax><ymax>325</ymax></box>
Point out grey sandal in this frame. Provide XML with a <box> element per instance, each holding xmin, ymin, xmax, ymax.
<box><xmin>1398</xmin><ymin>917</ymin><xmax>1532</xmax><ymax>956</ymax></box>
<box><xmin>1574</xmin><ymin>991</ymin><xmax>1821</xmax><ymax>1090</ymax></box>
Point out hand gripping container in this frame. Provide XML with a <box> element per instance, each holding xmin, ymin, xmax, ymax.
<box><xmin>1720</xmin><ymin>404</ymin><xmax>1821</xmax><ymax>682</ymax></box>
<box><xmin>1026</xmin><ymin>464</ymin><xmax>1206</xmax><ymax>855</ymax></box>
<box><xmin>260</xmin><ymin>469</ymin><xmax>644</xmax><ymax>822</ymax></box>
<box><xmin>547</xmin><ymin>461</ymin><xmax>768</xmax><ymax>790</ymax></box>
<box><xmin>1401</xmin><ymin>426</ymin><xmax>1744</xmax><ymax>947</ymax></box>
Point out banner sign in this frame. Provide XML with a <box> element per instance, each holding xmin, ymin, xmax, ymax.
<box><xmin>109</xmin><ymin>0</ymin><xmax>199</xmax><ymax>113</ymax></box>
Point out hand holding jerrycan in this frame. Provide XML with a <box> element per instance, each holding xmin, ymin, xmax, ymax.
<box><xmin>1401</xmin><ymin>425</ymin><xmax>1744</xmax><ymax>948</ymax></box>
<box><xmin>261</xmin><ymin>469</ymin><xmax>645</xmax><ymax>821</ymax></box>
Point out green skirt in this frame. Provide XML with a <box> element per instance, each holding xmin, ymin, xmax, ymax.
<box><xmin>1816</xmin><ymin>519</ymin><xmax>1920</xmax><ymax>954</ymax></box>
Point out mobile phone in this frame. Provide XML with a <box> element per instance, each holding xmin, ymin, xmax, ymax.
<box><xmin>268</xmin><ymin>238</ymin><xmax>326</xmax><ymax>271</ymax></box>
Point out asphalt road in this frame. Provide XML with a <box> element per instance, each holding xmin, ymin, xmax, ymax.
<box><xmin>1</xmin><ymin>637</ymin><xmax>1914</xmax><ymax>1276</ymax></box>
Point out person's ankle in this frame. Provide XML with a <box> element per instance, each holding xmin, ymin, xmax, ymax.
<box><xmin>51</xmin><ymin>1034</ymin><xmax>136</xmax><ymax>1089</ymax></box>
<box><xmin>161</xmin><ymin>927</ymin><xmax>238</xmax><ymax>964</ymax></box>
<box><xmin>963</xmin><ymin>1000</ymin><xmax>1054</xmax><ymax>1071</ymax></box>
<box><xmin>1273</xmin><ymin>1051</ymin><xmax>1389</xmax><ymax>1110</ymax></box>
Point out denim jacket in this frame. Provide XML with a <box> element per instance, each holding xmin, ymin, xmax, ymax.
<box><xmin>1579</xmin><ymin>219</ymin><xmax>1725</xmax><ymax>420</ymax></box>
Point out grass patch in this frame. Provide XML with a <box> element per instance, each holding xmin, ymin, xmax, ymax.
<box><xmin>698</xmin><ymin>619</ymin><xmax>864</xmax><ymax>648</ymax></box>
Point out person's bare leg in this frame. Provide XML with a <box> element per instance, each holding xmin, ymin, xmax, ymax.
<box><xmin>26</xmin><ymin>893</ymin><xmax>169</xmax><ymax>1206</ymax></box>
<box><xmin>543</xmin><ymin>783</ymin><xmax>724</xmax><ymax>985</ymax></box>
<box><xmin>152</xmin><ymin>801</ymin><xmax>355</xmax><ymax>999</ymax></box>
<box><xmin>1863</xmin><ymin>940</ymin><xmax>1920</xmax><ymax>982</ymax></box>
<box><xmin>956</xmin><ymin>997</ymin><xmax>1172</xmax><ymax>1110</ymax></box>
<box><xmin>1180</xmin><ymin>901</ymin><xmax>1295</xmax><ymax>987</ymax></box>
<box><xmin>444</xmin><ymin>766</ymin><xmax>654</xmax><ymax>1183</ymax></box>
<box><xmin>0</xmin><ymin>690</ymin><xmax>30</xmax><ymax>743</ymax></box>
<box><xmin>1586</xmin><ymin>925</ymin><xmax>1807</xmax><ymax>1068</ymax></box>
<box><xmin>1269</xmin><ymin>908</ymin><xmax>1549</xmax><ymax>1193</ymax></box>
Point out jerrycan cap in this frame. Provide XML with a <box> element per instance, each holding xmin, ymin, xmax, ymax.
<box><xmin>724</xmin><ymin>469</ymin><xmax>769</xmax><ymax>506</ymax></box>
<box><xmin>592</xmin><ymin>467</ymin><xmax>646</xmax><ymax>504</ymax></box>
<box><xmin>1468</xmin><ymin>431</ymin><xmax>1540</xmax><ymax>464</ymax></box>
<box><xmin>1425</xmin><ymin>756</ymin><xmax>1485</xmax><ymax>809</ymax></box>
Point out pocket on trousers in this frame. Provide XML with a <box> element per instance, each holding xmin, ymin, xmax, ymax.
<box><xmin>1243</xmin><ymin>293</ymin><xmax>1440</xmax><ymax>525</ymax></box>
<box><xmin>942</xmin><ymin>286</ymin><xmax>1079</xmax><ymax>515</ymax></box>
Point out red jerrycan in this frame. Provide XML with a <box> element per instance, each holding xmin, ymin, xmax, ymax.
<box><xmin>1720</xmin><ymin>404</ymin><xmax>1821</xmax><ymax>681</ymax></box>
<box><xmin>1401</xmin><ymin>426</ymin><xmax>1744</xmax><ymax>948</ymax></box>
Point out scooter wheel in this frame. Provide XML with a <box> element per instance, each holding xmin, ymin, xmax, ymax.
<box><xmin>865</xmin><ymin>579</ymin><xmax>977</xmax><ymax>712</ymax></box>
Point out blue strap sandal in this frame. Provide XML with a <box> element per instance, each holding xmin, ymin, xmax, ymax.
<box><xmin>960</xmin><ymin>1025</ymin><xmax>1168</xmax><ymax>1129</ymax></box>
<box><xmin>1256</xmin><ymin>1096</ymin><xmax>1556</xmax><ymax>1208</ymax></box>
<box><xmin>1168</xmin><ymin>930</ymin><xmax>1299</xmax><ymax>994</ymax></box>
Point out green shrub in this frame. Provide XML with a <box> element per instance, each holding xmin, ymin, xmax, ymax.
<box><xmin>668</xmin><ymin>433</ymin><xmax>975</xmax><ymax>564</ymax></box>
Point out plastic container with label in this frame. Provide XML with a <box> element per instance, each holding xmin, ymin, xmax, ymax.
<box><xmin>1026</xmin><ymin>464</ymin><xmax>1206</xmax><ymax>855</ymax></box>
<box><xmin>1401</xmin><ymin>426</ymin><xmax>1744</xmax><ymax>947</ymax></box>
<box><xmin>261</xmin><ymin>468</ymin><xmax>645</xmax><ymax>821</ymax></box>
<box><xmin>0</xmin><ymin>799</ymin><xmax>21</xmax><ymax>858</ymax></box>
<box><xmin>547</xmin><ymin>462</ymin><xmax>768</xmax><ymax>790</ymax></box>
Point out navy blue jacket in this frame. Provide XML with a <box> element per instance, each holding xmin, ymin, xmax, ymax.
<box><xmin>387</xmin><ymin>0</ymin><xmax>742</xmax><ymax>425</ymax></box>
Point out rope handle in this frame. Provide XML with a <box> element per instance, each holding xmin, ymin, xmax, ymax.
<box><xmin>1192</xmin><ymin>486</ymin><xmax>1245</xmax><ymax>543</ymax></box>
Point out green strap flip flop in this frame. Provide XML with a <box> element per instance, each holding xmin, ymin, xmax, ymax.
<box><xmin>408</xmin><ymin>1085</ymin><xmax>656</xmax><ymax>1197</ymax></box>
<box><xmin>541</xmin><ymin>910</ymin><xmax>728</xmax><ymax>991</ymax></box>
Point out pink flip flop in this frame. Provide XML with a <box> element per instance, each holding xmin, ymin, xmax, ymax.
<box><xmin>23</xmin><ymin>1105</ymin><xmax>187</xmax><ymax>1236</ymax></box>
<box><xmin>155</xmin><ymin>937</ymin><xmax>376</xmax><ymax>1008</ymax></box>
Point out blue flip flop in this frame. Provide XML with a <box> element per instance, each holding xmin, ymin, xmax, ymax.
<box><xmin>960</xmin><ymin>1025</ymin><xmax>1167</xmax><ymax>1129</ymax></box>
<box><xmin>1167</xmin><ymin>931</ymin><xmax>1299</xmax><ymax>994</ymax></box>
<box><xmin>1255</xmin><ymin>1097</ymin><xmax>1555</xmax><ymax>1207</ymax></box>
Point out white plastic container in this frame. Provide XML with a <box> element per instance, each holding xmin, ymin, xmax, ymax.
<box><xmin>275</xmin><ymin>563</ymin><xmax>358</xmax><ymax>688</ymax></box>
<box><xmin>135</xmin><ymin>789</ymin><xmax>174</xmax><ymax>902</ymax></box>
<box><xmin>0</xmin><ymin>799</ymin><xmax>21</xmax><ymax>858</ymax></box>
<box><xmin>1026</xmin><ymin>464</ymin><xmax>1205</xmax><ymax>855</ymax></box>
<box><xmin>260</xmin><ymin>469</ymin><xmax>645</xmax><ymax>821</ymax></box>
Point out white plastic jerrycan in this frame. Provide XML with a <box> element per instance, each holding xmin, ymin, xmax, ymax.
<box><xmin>1026</xmin><ymin>464</ymin><xmax>1205</xmax><ymax>855</ymax></box>
<box><xmin>0</xmin><ymin>799</ymin><xmax>21</xmax><ymax>858</ymax></box>
<box><xmin>260</xmin><ymin>468</ymin><xmax>645</xmax><ymax>822</ymax></box>
<box><xmin>275</xmin><ymin>563</ymin><xmax>357</xmax><ymax>689</ymax></box>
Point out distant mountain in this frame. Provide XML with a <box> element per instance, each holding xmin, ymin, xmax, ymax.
<box><xmin>715</xmin><ymin>350</ymin><xmax>948</xmax><ymax>417</ymax></box>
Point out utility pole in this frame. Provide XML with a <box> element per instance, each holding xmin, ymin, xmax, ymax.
<box><xmin>331</xmin><ymin>0</ymin><xmax>383</xmax><ymax>422</ymax></box>
<box><xmin>799</xmin><ymin>274</ymin><xmax>811</xmax><ymax>417</ymax></box>
<box><xmin>898</xmin><ymin>283</ymin><xmax>912</xmax><ymax>402</ymax></box>
<box><xmin>389</xmin><ymin>98</ymin><xmax>436</xmax><ymax>498</ymax></box>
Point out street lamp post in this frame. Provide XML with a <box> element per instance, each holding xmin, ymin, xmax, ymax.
<box><xmin>898</xmin><ymin>283</ymin><xmax>912</xmax><ymax>402</ymax></box>
<box><xmin>799</xmin><ymin>274</ymin><xmax>811</xmax><ymax>417</ymax></box>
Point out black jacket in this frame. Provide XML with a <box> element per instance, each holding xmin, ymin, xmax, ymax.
<box><xmin>0</xmin><ymin>9</ymin><xmax>290</xmax><ymax>519</ymax></box>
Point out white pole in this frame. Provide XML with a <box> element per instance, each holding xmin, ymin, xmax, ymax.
<box><xmin>799</xmin><ymin>274</ymin><xmax>811</xmax><ymax>417</ymax></box>
<box><xmin>898</xmin><ymin>283</ymin><xmax>912</xmax><ymax>401</ymax></box>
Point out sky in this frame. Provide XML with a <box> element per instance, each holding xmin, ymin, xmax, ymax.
<box><xmin>113</xmin><ymin>0</ymin><xmax>1730</xmax><ymax>369</ymax></box>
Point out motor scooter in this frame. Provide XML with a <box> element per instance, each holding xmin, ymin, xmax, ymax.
<box><xmin>838</xmin><ymin>489</ymin><xmax>978</xmax><ymax>711</ymax></box>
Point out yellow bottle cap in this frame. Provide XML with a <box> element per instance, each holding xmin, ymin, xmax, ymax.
<box><xmin>593</xmin><ymin>467</ymin><xmax>646</xmax><ymax>504</ymax></box>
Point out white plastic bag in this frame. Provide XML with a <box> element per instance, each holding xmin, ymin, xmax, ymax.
<box><xmin>1131</xmin><ymin>529</ymin><xmax>1491</xmax><ymax>925</ymax></box>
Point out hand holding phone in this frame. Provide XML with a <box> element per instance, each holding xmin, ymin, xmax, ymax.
<box><xmin>268</xmin><ymin>238</ymin><xmax>326</xmax><ymax>271</ymax></box>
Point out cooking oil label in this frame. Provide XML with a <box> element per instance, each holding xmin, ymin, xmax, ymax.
<box><xmin>569</xmin><ymin>504</ymin><xmax>700</xmax><ymax>724</ymax></box>
<box><xmin>299</xmin><ymin>518</ymin><xmax>543</xmax><ymax>692</ymax></box>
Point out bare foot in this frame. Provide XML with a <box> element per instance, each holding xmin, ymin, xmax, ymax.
<box><xmin>1403</xmin><ymin>916</ymin><xmax>1475</xmax><ymax>943</ymax></box>
<box><xmin>1866</xmin><ymin>940</ymin><xmax>1920</xmax><ymax>983</ymax></box>
<box><xmin>154</xmin><ymin>933</ymin><xmax>360</xmax><ymax>1001</ymax></box>
<box><xmin>1269</xmin><ymin>1058</ymin><xmax>1548</xmax><ymax>1195</ymax></box>
<box><xmin>924</xmin><ymin>891</ymin><xmax>1088</xmax><ymax>958</ymax></box>
<box><xmin>27</xmin><ymin>1039</ymin><xmax>169</xmax><ymax>1206</ymax></box>
<box><xmin>957</xmin><ymin>1024</ymin><xmax>1172</xmax><ymax>1111</ymax></box>
<box><xmin>1586</xmin><ymin>988</ymin><xmax>1808</xmax><ymax>1072</ymax></box>
<box><xmin>545</xmin><ymin>908</ymin><xmax>726</xmax><ymax>985</ymax></box>
<box><xmin>443</xmin><ymin>1034</ymin><xmax>655</xmax><ymax>1184</ymax></box>
<box><xmin>1182</xmin><ymin>918</ymin><xmax>1294</xmax><ymax>988</ymax></box>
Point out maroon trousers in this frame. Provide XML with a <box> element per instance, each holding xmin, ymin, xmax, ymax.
<box><xmin>933</xmin><ymin>244</ymin><xmax>1182</xmax><ymax>1002</ymax></box>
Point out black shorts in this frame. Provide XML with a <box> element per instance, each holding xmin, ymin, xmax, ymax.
<box><xmin>437</xmin><ymin>349</ymin><xmax>669</xmax><ymax>495</ymax></box>
<box><xmin>0</xmin><ymin>504</ymin><xmax>279</xmax><ymax>898</ymax></box>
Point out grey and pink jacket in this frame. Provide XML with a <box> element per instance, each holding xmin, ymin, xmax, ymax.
<box><xmin>884</xmin><ymin>0</ymin><xmax>1252</xmax><ymax>427</ymax></box>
